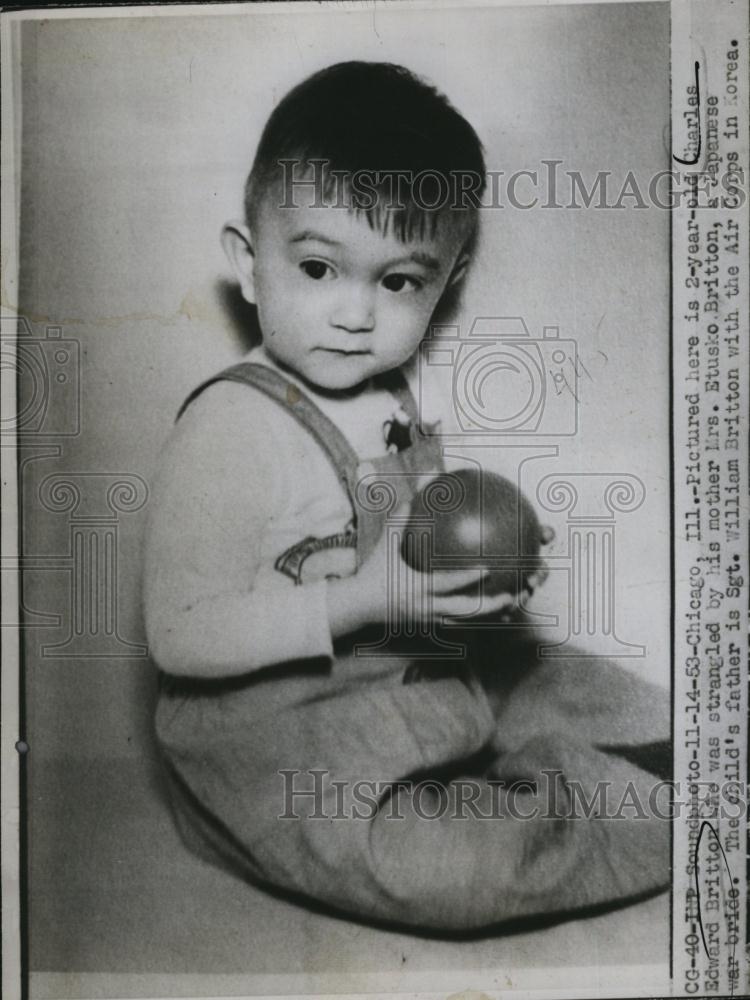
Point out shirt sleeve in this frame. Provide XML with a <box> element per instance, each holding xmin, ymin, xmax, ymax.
<box><xmin>143</xmin><ymin>380</ymin><xmax>335</xmax><ymax>678</ymax></box>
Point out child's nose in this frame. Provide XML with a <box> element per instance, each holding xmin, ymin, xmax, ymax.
<box><xmin>330</xmin><ymin>283</ymin><xmax>375</xmax><ymax>333</ymax></box>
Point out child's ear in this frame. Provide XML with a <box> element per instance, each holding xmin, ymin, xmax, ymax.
<box><xmin>221</xmin><ymin>222</ymin><xmax>256</xmax><ymax>304</ymax></box>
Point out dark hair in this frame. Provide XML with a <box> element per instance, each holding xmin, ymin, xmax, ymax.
<box><xmin>245</xmin><ymin>61</ymin><xmax>486</xmax><ymax>246</ymax></box>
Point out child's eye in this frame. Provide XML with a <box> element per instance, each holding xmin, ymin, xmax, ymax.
<box><xmin>382</xmin><ymin>273</ymin><xmax>422</xmax><ymax>293</ymax></box>
<box><xmin>300</xmin><ymin>260</ymin><xmax>334</xmax><ymax>281</ymax></box>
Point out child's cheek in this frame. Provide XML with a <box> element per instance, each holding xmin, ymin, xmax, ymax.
<box><xmin>384</xmin><ymin>302</ymin><xmax>432</xmax><ymax>360</ymax></box>
<box><xmin>403</xmin><ymin>294</ymin><xmax>437</xmax><ymax>336</ymax></box>
<box><xmin>387</xmin><ymin>292</ymin><xmax>425</xmax><ymax>322</ymax></box>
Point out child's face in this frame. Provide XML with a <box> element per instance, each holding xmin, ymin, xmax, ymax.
<box><xmin>227</xmin><ymin>193</ymin><xmax>467</xmax><ymax>392</ymax></box>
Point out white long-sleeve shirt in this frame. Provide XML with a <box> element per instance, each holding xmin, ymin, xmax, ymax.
<box><xmin>143</xmin><ymin>349</ymin><xmax>444</xmax><ymax>678</ymax></box>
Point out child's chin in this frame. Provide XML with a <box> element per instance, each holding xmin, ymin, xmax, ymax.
<box><xmin>303</xmin><ymin>360</ymin><xmax>376</xmax><ymax>393</ymax></box>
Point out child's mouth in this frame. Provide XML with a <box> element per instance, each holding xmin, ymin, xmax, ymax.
<box><xmin>317</xmin><ymin>347</ymin><xmax>372</xmax><ymax>357</ymax></box>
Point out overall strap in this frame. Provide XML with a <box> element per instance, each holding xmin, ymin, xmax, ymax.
<box><xmin>177</xmin><ymin>362</ymin><xmax>361</xmax><ymax>516</ymax></box>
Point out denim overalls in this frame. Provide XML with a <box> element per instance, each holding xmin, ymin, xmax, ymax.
<box><xmin>155</xmin><ymin>362</ymin><xmax>669</xmax><ymax>932</ymax></box>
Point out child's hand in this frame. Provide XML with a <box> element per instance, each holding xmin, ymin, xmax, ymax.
<box><xmin>525</xmin><ymin>523</ymin><xmax>554</xmax><ymax>586</ymax></box>
<box><xmin>326</xmin><ymin>505</ymin><xmax>529</xmax><ymax>637</ymax></box>
<box><xmin>516</xmin><ymin>522</ymin><xmax>554</xmax><ymax>611</ymax></box>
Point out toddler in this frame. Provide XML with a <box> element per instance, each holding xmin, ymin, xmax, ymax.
<box><xmin>145</xmin><ymin>62</ymin><xmax>670</xmax><ymax>932</ymax></box>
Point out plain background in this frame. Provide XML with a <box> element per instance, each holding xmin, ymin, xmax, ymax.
<box><xmin>16</xmin><ymin>0</ymin><xmax>671</xmax><ymax>978</ymax></box>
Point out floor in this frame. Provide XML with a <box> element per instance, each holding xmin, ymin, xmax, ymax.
<box><xmin>27</xmin><ymin>754</ymin><xmax>669</xmax><ymax>996</ymax></box>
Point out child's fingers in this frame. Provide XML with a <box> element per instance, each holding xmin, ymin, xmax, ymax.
<box><xmin>526</xmin><ymin>559</ymin><xmax>550</xmax><ymax>592</ymax></box>
<box><xmin>433</xmin><ymin>588</ymin><xmax>517</xmax><ymax>620</ymax></box>
<box><xmin>432</xmin><ymin>593</ymin><xmax>487</xmax><ymax>619</ymax></box>
<box><xmin>477</xmin><ymin>589</ymin><xmax>519</xmax><ymax>616</ymax></box>
<box><xmin>429</xmin><ymin>567</ymin><xmax>488</xmax><ymax>595</ymax></box>
<box><xmin>540</xmin><ymin>524</ymin><xmax>555</xmax><ymax>545</ymax></box>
